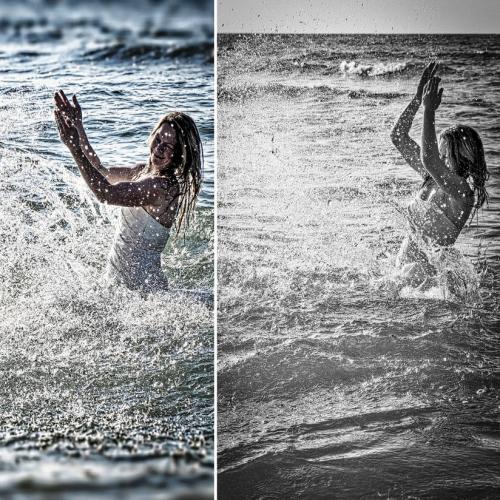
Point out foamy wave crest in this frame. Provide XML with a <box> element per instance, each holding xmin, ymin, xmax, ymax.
<box><xmin>340</xmin><ymin>60</ymin><xmax>409</xmax><ymax>77</ymax></box>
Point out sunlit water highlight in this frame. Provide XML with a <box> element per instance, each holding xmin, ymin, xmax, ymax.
<box><xmin>0</xmin><ymin>1</ymin><xmax>213</xmax><ymax>497</ymax></box>
<box><xmin>218</xmin><ymin>34</ymin><xmax>499</xmax><ymax>499</ymax></box>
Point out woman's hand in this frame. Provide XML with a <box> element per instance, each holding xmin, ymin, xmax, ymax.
<box><xmin>54</xmin><ymin>90</ymin><xmax>82</xmax><ymax>129</ymax></box>
<box><xmin>416</xmin><ymin>61</ymin><xmax>438</xmax><ymax>103</ymax></box>
<box><xmin>422</xmin><ymin>76</ymin><xmax>444</xmax><ymax>111</ymax></box>
<box><xmin>55</xmin><ymin>110</ymin><xmax>80</xmax><ymax>152</ymax></box>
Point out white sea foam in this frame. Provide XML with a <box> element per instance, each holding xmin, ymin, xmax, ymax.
<box><xmin>340</xmin><ymin>60</ymin><xmax>408</xmax><ymax>77</ymax></box>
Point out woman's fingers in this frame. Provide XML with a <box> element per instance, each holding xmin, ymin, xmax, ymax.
<box><xmin>54</xmin><ymin>91</ymin><xmax>66</xmax><ymax>111</ymax></box>
<box><xmin>55</xmin><ymin>90</ymin><xmax>66</xmax><ymax>106</ymax></box>
<box><xmin>55</xmin><ymin>90</ymin><xmax>75</xmax><ymax>115</ymax></box>
<box><xmin>435</xmin><ymin>77</ymin><xmax>441</xmax><ymax>93</ymax></box>
<box><xmin>429</xmin><ymin>77</ymin><xmax>435</xmax><ymax>94</ymax></box>
<box><xmin>54</xmin><ymin>91</ymin><xmax>82</xmax><ymax>125</ymax></box>
<box><xmin>72</xmin><ymin>94</ymin><xmax>81</xmax><ymax>111</ymax></box>
<box><xmin>59</xmin><ymin>89</ymin><xmax>71</xmax><ymax>107</ymax></box>
<box><xmin>422</xmin><ymin>77</ymin><xmax>439</xmax><ymax>98</ymax></box>
<box><xmin>429</xmin><ymin>76</ymin><xmax>440</xmax><ymax>94</ymax></box>
<box><xmin>55</xmin><ymin>94</ymin><xmax>72</xmax><ymax>120</ymax></box>
<box><xmin>429</xmin><ymin>61</ymin><xmax>439</xmax><ymax>78</ymax></box>
<box><xmin>421</xmin><ymin>60</ymin><xmax>437</xmax><ymax>81</ymax></box>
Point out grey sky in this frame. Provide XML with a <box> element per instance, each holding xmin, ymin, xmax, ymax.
<box><xmin>218</xmin><ymin>0</ymin><xmax>499</xmax><ymax>33</ymax></box>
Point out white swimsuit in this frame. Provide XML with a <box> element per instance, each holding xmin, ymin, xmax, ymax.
<box><xmin>106</xmin><ymin>206</ymin><xmax>170</xmax><ymax>292</ymax></box>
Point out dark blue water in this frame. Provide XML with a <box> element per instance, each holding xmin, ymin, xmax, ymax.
<box><xmin>0</xmin><ymin>1</ymin><xmax>213</xmax><ymax>497</ymax></box>
<box><xmin>218</xmin><ymin>34</ymin><xmax>499</xmax><ymax>499</ymax></box>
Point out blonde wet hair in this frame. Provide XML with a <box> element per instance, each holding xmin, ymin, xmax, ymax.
<box><xmin>147</xmin><ymin>112</ymin><xmax>203</xmax><ymax>231</ymax></box>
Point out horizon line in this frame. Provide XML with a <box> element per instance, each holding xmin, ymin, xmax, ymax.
<box><xmin>218</xmin><ymin>31</ymin><xmax>499</xmax><ymax>36</ymax></box>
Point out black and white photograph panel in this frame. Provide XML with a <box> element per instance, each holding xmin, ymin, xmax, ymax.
<box><xmin>0</xmin><ymin>0</ymin><xmax>213</xmax><ymax>498</ymax></box>
<box><xmin>217</xmin><ymin>0</ymin><xmax>499</xmax><ymax>498</ymax></box>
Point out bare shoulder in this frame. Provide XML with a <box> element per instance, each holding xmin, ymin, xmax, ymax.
<box><xmin>106</xmin><ymin>163</ymin><xmax>147</xmax><ymax>183</ymax></box>
<box><xmin>149</xmin><ymin>175</ymin><xmax>180</xmax><ymax>199</ymax></box>
<box><xmin>131</xmin><ymin>163</ymin><xmax>147</xmax><ymax>177</ymax></box>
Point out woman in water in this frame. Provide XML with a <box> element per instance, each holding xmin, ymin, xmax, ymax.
<box><xmin>54</xmin><ymin>90</ymin><xmax>205</xmax><ymax>295</ymax></box>
<box><xmin>391</xmin><ymin>62</ymin><xmax>489</xmax><ymax>287</ymax></box>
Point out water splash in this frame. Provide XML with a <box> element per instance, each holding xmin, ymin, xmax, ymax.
<box><xmin>0</xmin><ymin>11</ymin><xmax>214</xmax><ymax>490</ymax></box>
<box><xmin>218</xmin><ymin>33</ymin><xmax>499</xmax><ymax>499</ymax></box>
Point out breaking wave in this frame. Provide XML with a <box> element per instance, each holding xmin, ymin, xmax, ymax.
<box><xmin>340</xmin><ymin>60</ymin><xmax>410</xmax><ymax>77</ymax></box>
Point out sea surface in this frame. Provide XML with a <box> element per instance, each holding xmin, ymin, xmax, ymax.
<box><xmin>0</xmin><ymin>1</ymin><xmax>213</xmax><ymax>498</ymax></box>
<box><xmin>218</xmin><ymin>34</ymin><xmax>499</xmax><ymax>499</ymax></box>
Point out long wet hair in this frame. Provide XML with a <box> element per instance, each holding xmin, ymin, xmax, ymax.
<box><xmin>438</xmin><ymin>124</ymin><xmax>489</xmax><ymax>209</ymax></box>
<box><xmin>147</xmin><ymin>112</ymin><xmax>203</xmax><ymax>231</ymax></box>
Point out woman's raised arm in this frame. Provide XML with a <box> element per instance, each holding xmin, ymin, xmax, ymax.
<box><xmin>55</xmin><ymin>110</ymin><xmax>171</xmax><ymax>207</ymax></box>
<box><xmin>390</xmin><ymin>61</ymin><xmax>438</xmax><ymax>178</ymax></box>
<box><xmin>54</xmin><ymin>90</ymin><xmax>144</xmax><ymax>183</ymax></box>
<box><xmin>420</xmin><ymin>77</ymin><xmax>469</xmax><ymax>199</ymax></box>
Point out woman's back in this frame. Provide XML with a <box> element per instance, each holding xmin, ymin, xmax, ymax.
<box><xmin>407</xmin><ymin>180</ymin><xmax>473</xmax><ymax>247</ymax></box>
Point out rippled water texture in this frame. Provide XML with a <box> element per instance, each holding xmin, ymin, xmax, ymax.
<box><xmin>218</xmin><ymin>34</ymin><xmax>499</xmax><ymax>499</ymax></box>
<box><xmin>0</xmin><ymin>1</ymin><xmax>213</xmax><ymax>497</ymax></box>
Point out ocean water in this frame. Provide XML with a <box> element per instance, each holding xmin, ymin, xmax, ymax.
<box><xmin>0</xmin><ymin>1</ymin><xmax>213</xmax><ymax>498</ymax></box>
<box><xmin>217</xmin><ymin>34</ymin><xmax>499</xmax><ymax>498</ymax></box>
